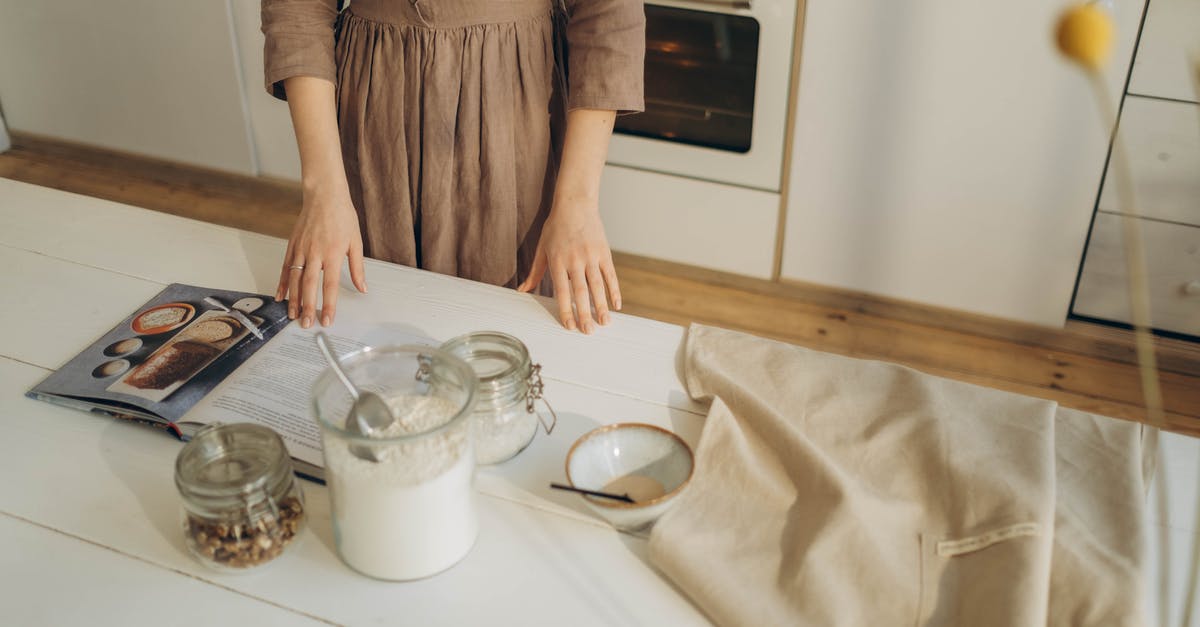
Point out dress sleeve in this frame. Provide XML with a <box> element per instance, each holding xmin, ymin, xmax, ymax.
<box><xmin>564</xmin><ymin>0</ymin><xmax>646</xmax><ymax>114</ymax></box>
<box><xmin>261</xmin><ymin>0</ymin><xmax>340</xmax><ymax>100</ymax></box>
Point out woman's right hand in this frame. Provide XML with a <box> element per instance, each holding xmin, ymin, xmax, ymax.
<box><xmin>276</xmin><ymin>76</ymin><xmax>366</xmax><ymax>328</ymax></box>
<box><xmin>275</xmin><ymin>180</ymin><xmax>368</xmax><ymax>328</ymax></box>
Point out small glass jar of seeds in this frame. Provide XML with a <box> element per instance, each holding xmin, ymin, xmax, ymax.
<box><xmin>174</xmin><ymin>423</ymin><xmax>305</xmax><ymax>572</ymax></box>
<box><xmin>439</xmin><ymin>331</ymin><xmax>556</xmax><ymax>465</ymax></box>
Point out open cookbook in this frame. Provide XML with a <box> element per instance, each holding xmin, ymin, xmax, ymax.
<box><xmin>26</xmin><ymin>283</ymin><xmax>431</xmax><ymax>481</ymax></box>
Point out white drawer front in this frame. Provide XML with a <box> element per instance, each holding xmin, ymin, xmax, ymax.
<box><xmin>1129</xmin><ymin>0</ymin><xmax>1200</xmax><ymax>104</ymax></box>
<box><xmin>1074</xmin><ymin>212</ymin><xmax>1200</xmax><ymax>336</ymax></box>
<box><xmin>599</xmin><ymin>165</ymin><xmax>779</xmax><ymax>279</ymax></box>
<box><xmin>1099</xmin><ymin>96</ymin><xmax>1200</xmax><ymax>227</ymax></box>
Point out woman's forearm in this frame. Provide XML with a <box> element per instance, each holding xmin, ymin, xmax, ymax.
<box><xmin>276</xmin><ymin>76</ymin><xmax>365</xmax><ymax>329</ymax></box>
<box><xmin>283</xmin><ymin>76</ymin><xmax>348</xmax><ymax>198</ymax></box>
<box><xmin>552</xmin><ymin>108</ymin><xmax>617</xmax><ymax>212</ymax></box>
<box><xmin>516</xmin><ymin>107</ymin><xmax>621</xmax><ymax>333</ymax></box>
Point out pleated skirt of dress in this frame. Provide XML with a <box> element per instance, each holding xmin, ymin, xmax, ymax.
<box><xmin>333</xmin><ymin>0</ymin><xmax>560</xmax><ymax>289</ymax></box>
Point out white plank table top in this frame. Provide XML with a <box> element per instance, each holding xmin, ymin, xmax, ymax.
<box><xmin>0</xmin><ymin>178</ymin><xmax>704</xmax><ymax>415</ymax></box>
<box><xmin>2</xmin><ymin>177</ymin><xmax>1199</xmax><ymax>626</ymax></box>
<box><xmin>0</xmin><ymin>178</ymin><xmax>709</xmax><ymax>626</ymax></box>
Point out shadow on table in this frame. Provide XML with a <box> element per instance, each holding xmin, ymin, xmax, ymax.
<box><xmin>98</xmin><ymin>419</ymin><xmax>190</xmax><ymax>561</ymax></box>
<box><xmin>296</xmin><ymin>478</ymin><xmax>342</xmax><ymax>568</ymax></box>
<box><xmin>477</xmin><ymin>408</ymin><xmax>603</xmax><ymax>520</ymax></box>
<box><xmin>237</xmin><ymin>231</ymin><xmax>287</xmax><ymax>297</ymax></box>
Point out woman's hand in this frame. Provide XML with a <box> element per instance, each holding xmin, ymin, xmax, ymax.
<box><xmin>276</xmin><ymin>182</ymin><xmax>367</xmax><ymax>328</ymax></box>
<box><xmin>517</xmin><ymin>108</ymin><xmax>622</xmax><ymax>333</ymax></box>
<box><xmin>517</xmin><ymin>196</ymin><xmax>621</xmax><ymax>334</ymax></box>
<box><xmin>276</xmin><ymin>76</ymin><xmax>366</xmax><ymax>328</ymax></box>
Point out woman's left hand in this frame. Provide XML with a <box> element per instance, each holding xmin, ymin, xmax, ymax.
<box><xmin>517</xmin><ymin>197</ymin><xmax>621</xmax><ymax>334</ymax></box>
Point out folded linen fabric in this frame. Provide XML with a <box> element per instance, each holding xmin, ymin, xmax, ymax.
<box><xmin>648</xmin><ymin>324</ymin><xmax>1148</xmax><ymax>626</ymax></box>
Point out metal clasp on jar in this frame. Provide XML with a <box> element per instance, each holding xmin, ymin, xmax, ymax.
<box><xmin>525</xmin><ymin>363</ymin><xmax>556</xmax><ymax>434</ymax></box>
<box><xmin>414</xmin><ymin>352</ymin><xmax>434</xmax><ymax>383</ymax></box>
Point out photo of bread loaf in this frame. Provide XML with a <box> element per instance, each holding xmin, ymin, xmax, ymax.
<box><xmin>109</xmin><ymin>302</ymin><xmax>262</xmax><ymax>402</ymax></box>
<box><xmin>124</xmin><ymin>341</ymin><xmax>220</xmax><ymax>390</ymax></box>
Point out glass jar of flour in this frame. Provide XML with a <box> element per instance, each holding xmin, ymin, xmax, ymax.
<box><xmin>313</xmin><ymin>345</ymin><xmax>479</xmax><ymax>581</ymax></box>
<box><xmin>174</xmin><ymin>423</ymin><xmax>306</xmax><ymax>572</ymax></box>
<box><xmin>439</xmin><ymin>332</ymin><xmax>555</xmax><ymax>465</ymax></box>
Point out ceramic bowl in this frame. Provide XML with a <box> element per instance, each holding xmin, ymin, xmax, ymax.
<box><xmin>565</xmin><ymin>423</ymin><xmax>694</xmax><ymax>531</ymax></box>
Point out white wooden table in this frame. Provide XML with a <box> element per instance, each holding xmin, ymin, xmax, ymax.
<box><xmin>0</xmin><ymin>178</ymin><xmax>1196</xmax><ymax>626</ymax></box>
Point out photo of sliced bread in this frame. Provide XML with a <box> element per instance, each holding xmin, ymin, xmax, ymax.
<box><xmin>182</xmin><ymin>317</ymin><xmax>242</xmax><ymax>343</ymax></box>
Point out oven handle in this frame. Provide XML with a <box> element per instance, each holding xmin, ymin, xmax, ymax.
<box><xmin>676</xmin><ymin>0</ymin><xmax>752</xmax><ymax>10</ymax></box>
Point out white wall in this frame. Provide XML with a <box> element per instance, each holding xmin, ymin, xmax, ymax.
<box><xmin>780</xmin><ymin>0</ymin><xmax>1145</xmax><ymax>327</ymax></box>
<box><xmin>229</xmin><ymin>0</ymin><xmax>302</xmax><ymax>180</ymax></box>
<box><xmin>0</xmin><ymin>0</ymin><xmax>256</xmax><ymax>174</ymax></box>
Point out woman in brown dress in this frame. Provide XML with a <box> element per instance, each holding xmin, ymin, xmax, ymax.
<box><xmin>261</xmin><ymin>0</ymin><xmax>645</xmax><ymax>334</ymax></box>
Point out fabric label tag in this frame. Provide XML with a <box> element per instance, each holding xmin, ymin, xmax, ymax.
<box><xmin>935</xmin><ymin>522</ymin><xmax>1040</xmax><ymax>557</ymax></box>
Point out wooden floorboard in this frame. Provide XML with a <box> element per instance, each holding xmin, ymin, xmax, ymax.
<box><xmin>2</xmin><ymin>132</ymin><xmax>1196</xmax><ymax>436</ymax></box>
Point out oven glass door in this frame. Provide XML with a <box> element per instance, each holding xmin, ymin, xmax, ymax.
<box><xmin>614</xmin><ymin>4</ymin><xmax>760</xmax><ymax>154</ymax></box>
<box><xmin>604</xmin><ymin>0</ymin><xmax>794</xmax><ymax>193</ymax></box>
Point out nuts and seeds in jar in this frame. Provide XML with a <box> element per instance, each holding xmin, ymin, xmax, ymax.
<box><xmin>438</xmin><ymin>332</ymin><xmax>555</xmax><ymax>465</ymax></box>
<box><xmin>175</xmin><ymin>423</ymin><xmax>305</xmax><ymax>572</ymax></box>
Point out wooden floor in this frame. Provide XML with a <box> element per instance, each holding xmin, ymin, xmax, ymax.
<box><xmin>3</xmin><ymin>132</ymin><xmax>1198</xmax><ymax>435</ymax></box>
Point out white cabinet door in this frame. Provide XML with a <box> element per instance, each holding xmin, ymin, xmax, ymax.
<box><xmin>1074</xmin><ymin>212</ymin><xmax>1200</xmax><ymax>336</ymax></box>
<box><xmin>1129</xmin><ymin>0</ymin><xmax>1200</xmax><ymax>104</ymax></box>
<box><xmin>1098</xmin><ymin>96</ymin><xmax>1200</xmax><ymax>227</ymax></box>
<box><xmin>780</xmin><ymin>0</ymin><xmax>1145</xmax><ymax>327</ymax></box>
<box><xmin>600</xmin><ymin>165</ymin><xmax>779</xmax><ymax>278</ymax></box>
<box><xmin>229</xmin><ymin>0</ymin><xmax>302</xmax><ymax>181</ymax></box>
<box><xmin>0</xmin><ymin>0</ymin><xmax>255</xmax><ymax>174</ymax></box>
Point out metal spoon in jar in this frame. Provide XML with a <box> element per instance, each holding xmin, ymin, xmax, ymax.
<box><xmin>315</xmin><ymin>332</ymin><xmax>394</xmax><ymax>462</ymax></box>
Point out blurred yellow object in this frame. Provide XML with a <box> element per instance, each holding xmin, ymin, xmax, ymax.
<box><xmin>1055</xmin><ymin>3</ymin><xmax>1115</xmax><ymax>70</ymax></box>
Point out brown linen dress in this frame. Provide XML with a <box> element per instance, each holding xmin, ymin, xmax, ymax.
<box><xmin>261</xmin><ymin>0</ymin><xmax>645</xmax><ymax>288</ymax></box>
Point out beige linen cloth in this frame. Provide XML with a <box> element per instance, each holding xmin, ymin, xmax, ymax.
<box><xmin>649</xmin><ymin>325</ymin><xmax>1151</xmax><ymax>626</ymax></box>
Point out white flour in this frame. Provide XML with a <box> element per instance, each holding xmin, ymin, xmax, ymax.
<box><xmin>324</xmin><ymin>395</ymin><xmax>478</xmax><ymax>580</ymax></box>
<box><xmin>474</xmin><ymin>407</ymin><xmax>538</xmax><ymax>465</ymax></box>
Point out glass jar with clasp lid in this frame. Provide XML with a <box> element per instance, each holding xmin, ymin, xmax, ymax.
<box><xmin>174</xmin><ymin>423</ymin><xmax>305</xmax><ymax>572</ymax></box>
<box><xmin>439</xmin><ymin>331</ymin><xmax>556</xmax><ymax>465</ymax></box>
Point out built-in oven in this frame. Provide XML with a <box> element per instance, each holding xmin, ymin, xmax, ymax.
<box><xmin>607</xmin><ymin>0</ymin><xmax>797</xmax><ymax>193</ymax></box>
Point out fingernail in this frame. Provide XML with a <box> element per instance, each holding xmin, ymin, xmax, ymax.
<box><xmin>288</xmin><ymin>309</ymin><xmax>296</xmax><ymax>319</ymax></box>
<box><xmin>322</xmin><ymin>315</ymin><xmax>331</xmax><ymax>326</ymax></box>
<box><xmin>274</xmin><ymin>291</ymin><xmax>282</xmax><ymax>302</ymax></box>
<box><xmin>601</xmin><ymin>313</ymin><xmax>610</xmax><ymax>325</ymax></box>
<box><xmin>302</xmin><ymin>316</ymin><xmax>312</xmax><ymax>328</ymax></box>
<box><xmin>566</xmin><ymin>319</ymin><xmax>576</xmax><ymax>331</ymax></box>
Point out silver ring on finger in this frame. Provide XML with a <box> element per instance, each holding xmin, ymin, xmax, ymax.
<box><xmin>289</xmin><ymin>264</ymin><xmax>305</xmax><ymax>271</ymax></box>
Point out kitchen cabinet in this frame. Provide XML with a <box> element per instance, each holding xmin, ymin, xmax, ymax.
<box><xmin>1071</xmin><ymin>0</ymin><xmax>1200</xmax><ymax>337</ymax></box>
<box><xmin>1097</xmin><ymin>96</ymin><xmax>1200</xmax><ymax>226</ymax></box>
<box><xmin>1074</xmin><ymin>213</ymin><xmax>1200</xmax><ymax>336</ymax></box>
<box><xmin>0</xmin><ymin>0</ymin><xmax>255</xmax><ymax>174</ymax></box>
<box><xmin>600</xmin><ymin>164</ymin><xmax>779</xmax><ymax>278</ymax></box>
<box><xmin>779</xmin><ymin>0</ymin><xmax>1146</xmax><ymax>327</ymax></box>
<box><xmin>1128</xmin><ymin>0</ymin><xmax>1200</xmax><ymax>104</ymax></box>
